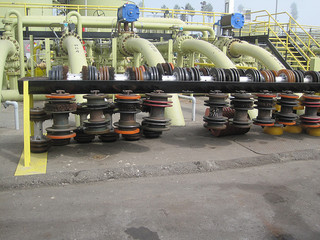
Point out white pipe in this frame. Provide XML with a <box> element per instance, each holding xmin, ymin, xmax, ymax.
<box><xmin>4</xmin><ymin>100</ymin><xmax>19</xmax><ymax>130</ymax></box>
<box><xmin>178</xmin><ymin>95</ymin><xmax>196</xmax><ymax>121</ymax></box>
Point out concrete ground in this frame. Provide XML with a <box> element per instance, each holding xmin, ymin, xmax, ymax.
<box><xmin>1</xmin><ymin>160</ymin><xmax>320</xmax><ymax>240</ymax></box>
<box><xmin>0</xmin><ymin>97</ymin><xmax>320</xmax><ymax>239</ymax></box>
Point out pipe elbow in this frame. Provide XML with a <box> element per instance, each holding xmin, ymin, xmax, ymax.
<box><xmin>66</xmin><ymin>11</ymin><xmax>81</xmax><ymax>22</ymax></box>
<box><xmin>4</xmin><ymin>100</ymin><xmax>18</xmax><ymax>109</ymax></box>
<box><xmin>5</xmin><ymin>10</ymin><xmax>22</xmax><ymax>20</ymax></box>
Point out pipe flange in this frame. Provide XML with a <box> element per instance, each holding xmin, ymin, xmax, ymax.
<box><xmin>59</xmin><ymin>32</ymin><xmax>83</xmax><ymax>55</ymax></box>
<box><xmin>226</xmin><ymin>38</ymin><xmax>242</xmax><ymax>59</ymax></box>
<box><xmin>117</xmin><ymin>33</ymin><xmax>139</xmax><ymax>56</ymax></box>
<box><xmin>1</xmin><ymin>35</ymin><xmax>20</xmax><ymax>58</ymax></box>
<box><xmin>174</xmin><ymin>35</ymin><xmax>193</xmax><ymax>54</ymax></box>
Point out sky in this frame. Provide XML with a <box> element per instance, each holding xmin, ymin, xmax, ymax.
<box><xmin>137</xmin><ymin>0</ymin><xmax>320</xmax><ymax>26</ymax></box>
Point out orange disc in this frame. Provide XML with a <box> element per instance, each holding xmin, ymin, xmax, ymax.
<box><xmin>279</xmin><ymin>94</ymin><xmax>299</xmax><ymax>99</ymax></box>
<box><xmin>114</xmin><ymin>128</ymin><xmax>140</xmax><ymax>135</ymax></box>
<box><xmin>277</xmin><ymin>121</ymin><xmax>296</xmax><ymax>126</ymax></box>
<box><xmin>169</xmin><ymin>62</ymin><xmax>174</xmax><ymax>70</ymax></box>
<box><xmin>47</xmin><ymin>132</ymin><xmax>76</xmax><ymax>139</ymax></box>
<box><xmin>45</xmin><ymin>94</ymin><xmax>75</xmax><ymax>99</ymax></box>
<box><xmin>115</xmin><ymin>94</ymin><xmax>141</xmax><ymax>100</ymax></box>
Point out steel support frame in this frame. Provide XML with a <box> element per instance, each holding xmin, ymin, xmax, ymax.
<box><xmin>18</xmin><ymin>78</ymin><xmax>320</xmax><ymax>95</ymax></box>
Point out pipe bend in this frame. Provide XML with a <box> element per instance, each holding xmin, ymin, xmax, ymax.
<box><xmin>66</xmin><ymin>11</ymin><xmax>83</xmax><ymax>38</ymax></box>
<box><xmin>124</xmin><ymin>38</ymin><xmax>165</xmax><ymax>66</ymax></box>
<box><xmin>229</xmin><ymin>41</ymin><xmax>285</xmax><ymax>71</ymax></box>
<box><xmin>62</xmin><ymin>35</ymin><xmax>87</xmax><ymax>74</ymax></box>
<box><xmin>180</xmin><ymin>39</ymin><xmax>236</xmax><ymax>69</ymax></box>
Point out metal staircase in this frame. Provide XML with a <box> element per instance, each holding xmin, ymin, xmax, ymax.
<box><xmin>235</xmin><ymin>10</ymin><xmax>320</xmax><ymax>70</ymax></box>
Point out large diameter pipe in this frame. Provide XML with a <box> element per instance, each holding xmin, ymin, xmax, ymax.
<box><xmin>180</xmin><ymin>39</ymin><xmax>236</xmax><ymax>69</ymax></box>
<box><xmin>124</xmin><ymin>38</ymin><xmax>165</xmax><ymax>66</ymax></box>
<box><xmin>4</xmin><ymin>10</ymin><xmax>25</xmax><ymax>78</ymax></box>
<box><xmin>229</xmin><ymin>41</ymin><xmax>285</xmax><ymax>71</ymax></box>
<box><xmin>62</xmin><ymin>35</ymin><xmax>87</xmax><ymax>74</ymax></box>
<box><xmin>0</xmin><ymin>40</ymin><xmax>16</xmax><ymax>99</ymax></box>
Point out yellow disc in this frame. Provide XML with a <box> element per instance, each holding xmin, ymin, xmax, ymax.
<box><xmin>306</xmin><ymin>128</ymin><xmax>320</xmax><ymax>137</ymax></box>
<box><xmin>264</xmin><ymin>126</ymin><xmax>283</xmax><ymax>135</ymax></box>
<box><xmin>284</xmin><ymin>125</ymin><xmax>303</xmax><ymax>134</ymax></box>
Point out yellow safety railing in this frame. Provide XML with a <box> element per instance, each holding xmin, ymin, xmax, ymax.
<box><xmin>238</xmin><ymin>10</ymin><xmax>320</xmax><ymax>70</ymax></box>
<box><xmin>0</xmin><ymin>2</ymin><xmax>224</xmax><ymax>26</ymax></box>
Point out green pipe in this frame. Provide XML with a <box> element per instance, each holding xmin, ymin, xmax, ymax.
<box><xmin>62</xmin><ymin>35</ymin><xmax>87</xmax><ymax>74</ymax></box>
<box><xmin>66</xmin><ymin>12</ymin><xmax>83</xmax><ymax>39</ymax></box>
<box><xmin>0</xmin><ymin>40</ymin><xmax>16</xmax><ymax>101</ymax></box>
<box><xmin>180</xmin><ymin>39</ymin><xmax>236</xmax><ymax>69</ymax></box>
<box><xmin>229</xmin><ymin>41</ymin><xmax>285</xmax><ymax>71</ymax></box>
<box><xmin>4</xmin><ymin>10</ymin><xmax>25</xmax><ymax>78</ymax></box>
<box><xmin>17</xmin><ymin>15</ymin><xmax>212</xmax><ymax>38</ymax></box>
<box><xmin>1</xmin><ymin>90</ymin><xmax>46</xmax><ymax>101</ymax></box>
<box><xmin>124</xmin><ymin>38</ymin><xmax>165</xmax><ymax>67</ymax></box>
<box><xmin>30</xmin><ymin>35</ymin><xmax>34</xmax><ymax>77</ymax></box>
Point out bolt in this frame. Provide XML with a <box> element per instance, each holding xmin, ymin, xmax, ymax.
<box><xmin>123</xmin><ymin>90</ymin><xmax>133</xmax><ymax>95</ymax></box>
<box><xmin>153</xmin><ymin>90</ymin><xmax>164</xmax><ymax>94</ymax></box>
<box><xmin>90</xmin><ymin>90</ymin><xmax>100</xmax><ymax>95</ymax></box>
<box><xmin>56</xmin><ymin>90</ymin><xmax>66</xmax><ymax>94</ymax></box>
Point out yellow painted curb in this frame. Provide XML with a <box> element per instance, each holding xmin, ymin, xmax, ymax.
<box><xmin>15</xmin><ymin>151</ymin><xmax>48</xmax><ymax>176</ymax></box>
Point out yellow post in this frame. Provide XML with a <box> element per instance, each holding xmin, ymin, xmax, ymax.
<box><xmin>23</xmin><ymin>80</ymin><xmax>31</xmax><ymax>167</ymax></box>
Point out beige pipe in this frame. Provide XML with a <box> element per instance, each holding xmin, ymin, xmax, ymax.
<box><xmin>180</xmin><ymin>39</ymin><xmax>235</xmax><ymax>68</ymax></box>
<box><xmin>4</xmin><ymin>10</ymin><xmax>25</xmax><ymax>77</ymax></box>
<box><xmin>0</xmin><ymin>40</ymin><xmax>16</xmax><ymax>100</ymax></box>
<box><xmin>229</xmin><ymin>41</ymin><xmax>285</xmax><ymax>71</ymax></box>
<box><xmin>62</xmin><ymin>35</ymin><xmax>87</xmax><ymax>74</ymax></box>
<box><xmin>66</xmin><ymin>12</ymin><xmax>83</xmax><ymax>38</ymax></box>
<box><xmin>124</xmin><ymin>38</ymin><xmax>165</xmax><ymax>66</ymax></box>
<box><xmin>18</xmin><ymin>15</ymin><xmax>213</xmax><ymax>38</ymax></box>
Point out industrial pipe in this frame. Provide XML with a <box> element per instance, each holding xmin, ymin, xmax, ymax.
<box><xmin>16</xmin><ymin>15</ymin><xmax>213</xmax><ymax>39</ymax></box>
<box><xmin>124</xmin><ymin>38</ymin><xmax>165</xmax><ymax>66</ymax></box>
<box><xmin>3</xmin><ymin>100</ymin><xmax>19</xmax><ymax>130</ymax></box>
<box><xmin>4</xmin><ymin>10</ymin><xmax>25</xmax><ymax>78</ymax></box>
<box><xmin>179</xmin><ymin>39</ymin><xmax>236</xmax><ymax>69</ymax></box>
<box><xmin>62</xmin><ymin>35</ymin><xmax>87</xmax><ymax>74</ymax></box>
<box><xmin>229</xmin><ymin>41</ymin><xmax>285</xmax><ymax>71</ymax></box>
<box><xmin>178</xmin><ymin>94</ymin><xmax>196</xmax><ymax>121</ymax></box>
<box><xmin>66</xmin><ymin>12</ymin><xmax>83</xmax><ymax>39</ymax></box>
<box><xmin>0</xmin><ymin>40</ymin><xmax>16</xmax><ymax>100</ymax></box>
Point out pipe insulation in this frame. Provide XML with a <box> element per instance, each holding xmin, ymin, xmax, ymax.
<box><xmin>229</xmin><ymin>41</ymin><xmax>285</xmax><ymax>71</ymax></box>
<box><xmin>62</xmin><ymin>35</ymin><xmax>87</xmax><ymax>74</ymax></box>
<box><xmin>0</xmin><ymin>40</ymin><xmax>16</xmax><ymax>99</ymax></box>
<box><xmin>124</xmin><ymin>38</ymin><xmax>165</xmax><ymax>66</ymax></box>
<box><xmin>180</xmin><ymin>39</ymin><xmax>235</xmax><ymax>68</ymax></box>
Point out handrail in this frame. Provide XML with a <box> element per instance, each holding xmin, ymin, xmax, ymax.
<box><xmin>240</xmin><ymin>9</ymin><xmax>320</xmax><ymax>70</ymax></box>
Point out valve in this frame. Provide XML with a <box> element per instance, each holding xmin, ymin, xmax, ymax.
<box><xmin>99</xmin><ymin>102</ymin><xmax>119</xmax><ymax>142</ymax></box>
<box><xmin>44</xmin><ymin>90</ymin><xmax>77</xmax><ymax>146</ymax></box>
<box><xmin>30</xmin><ymin>108</ymin><xmax>51</xmax><ymax>153</ymax></box>
<box><xmin>253</xmin><ymin>91</ymin><xmax>276</xmax><ymax>126</ymax></box>
<box><xmin>73</xmin><ymin>103</ymin><xmax>95</xmax><ymax>143</ymax></box>
<box><xmin>83</xmin><ymin>90</ymin><xmax>110</xmax><ymax>135</ymax></box>
<box><xmin>203</xmin><ymin>90</ymin><xmax>229</xmax><ymax>130</ymax></box>
<box><xmin>275</xmin><ymin>91</ymin><xmax>299</xmax><ymax>125</ymax></box>
<box><xmin>230</xmin><ymin>91</ymin><xmax>254</xmax><ymax>128</ymax></box>
<box><xmin>142</xmin><ymin>90</ymin><xmax>172</xmax><ymax>138</ymax></box>
<box><xmin>300</xmin><ymin>92</ymin><xmax>320</xmax><ymax>128</ymax></box>
<box><xmin>114</xmin><ymin>90</ymin><xmax>141</xmax><ymax>141</ymax></box>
